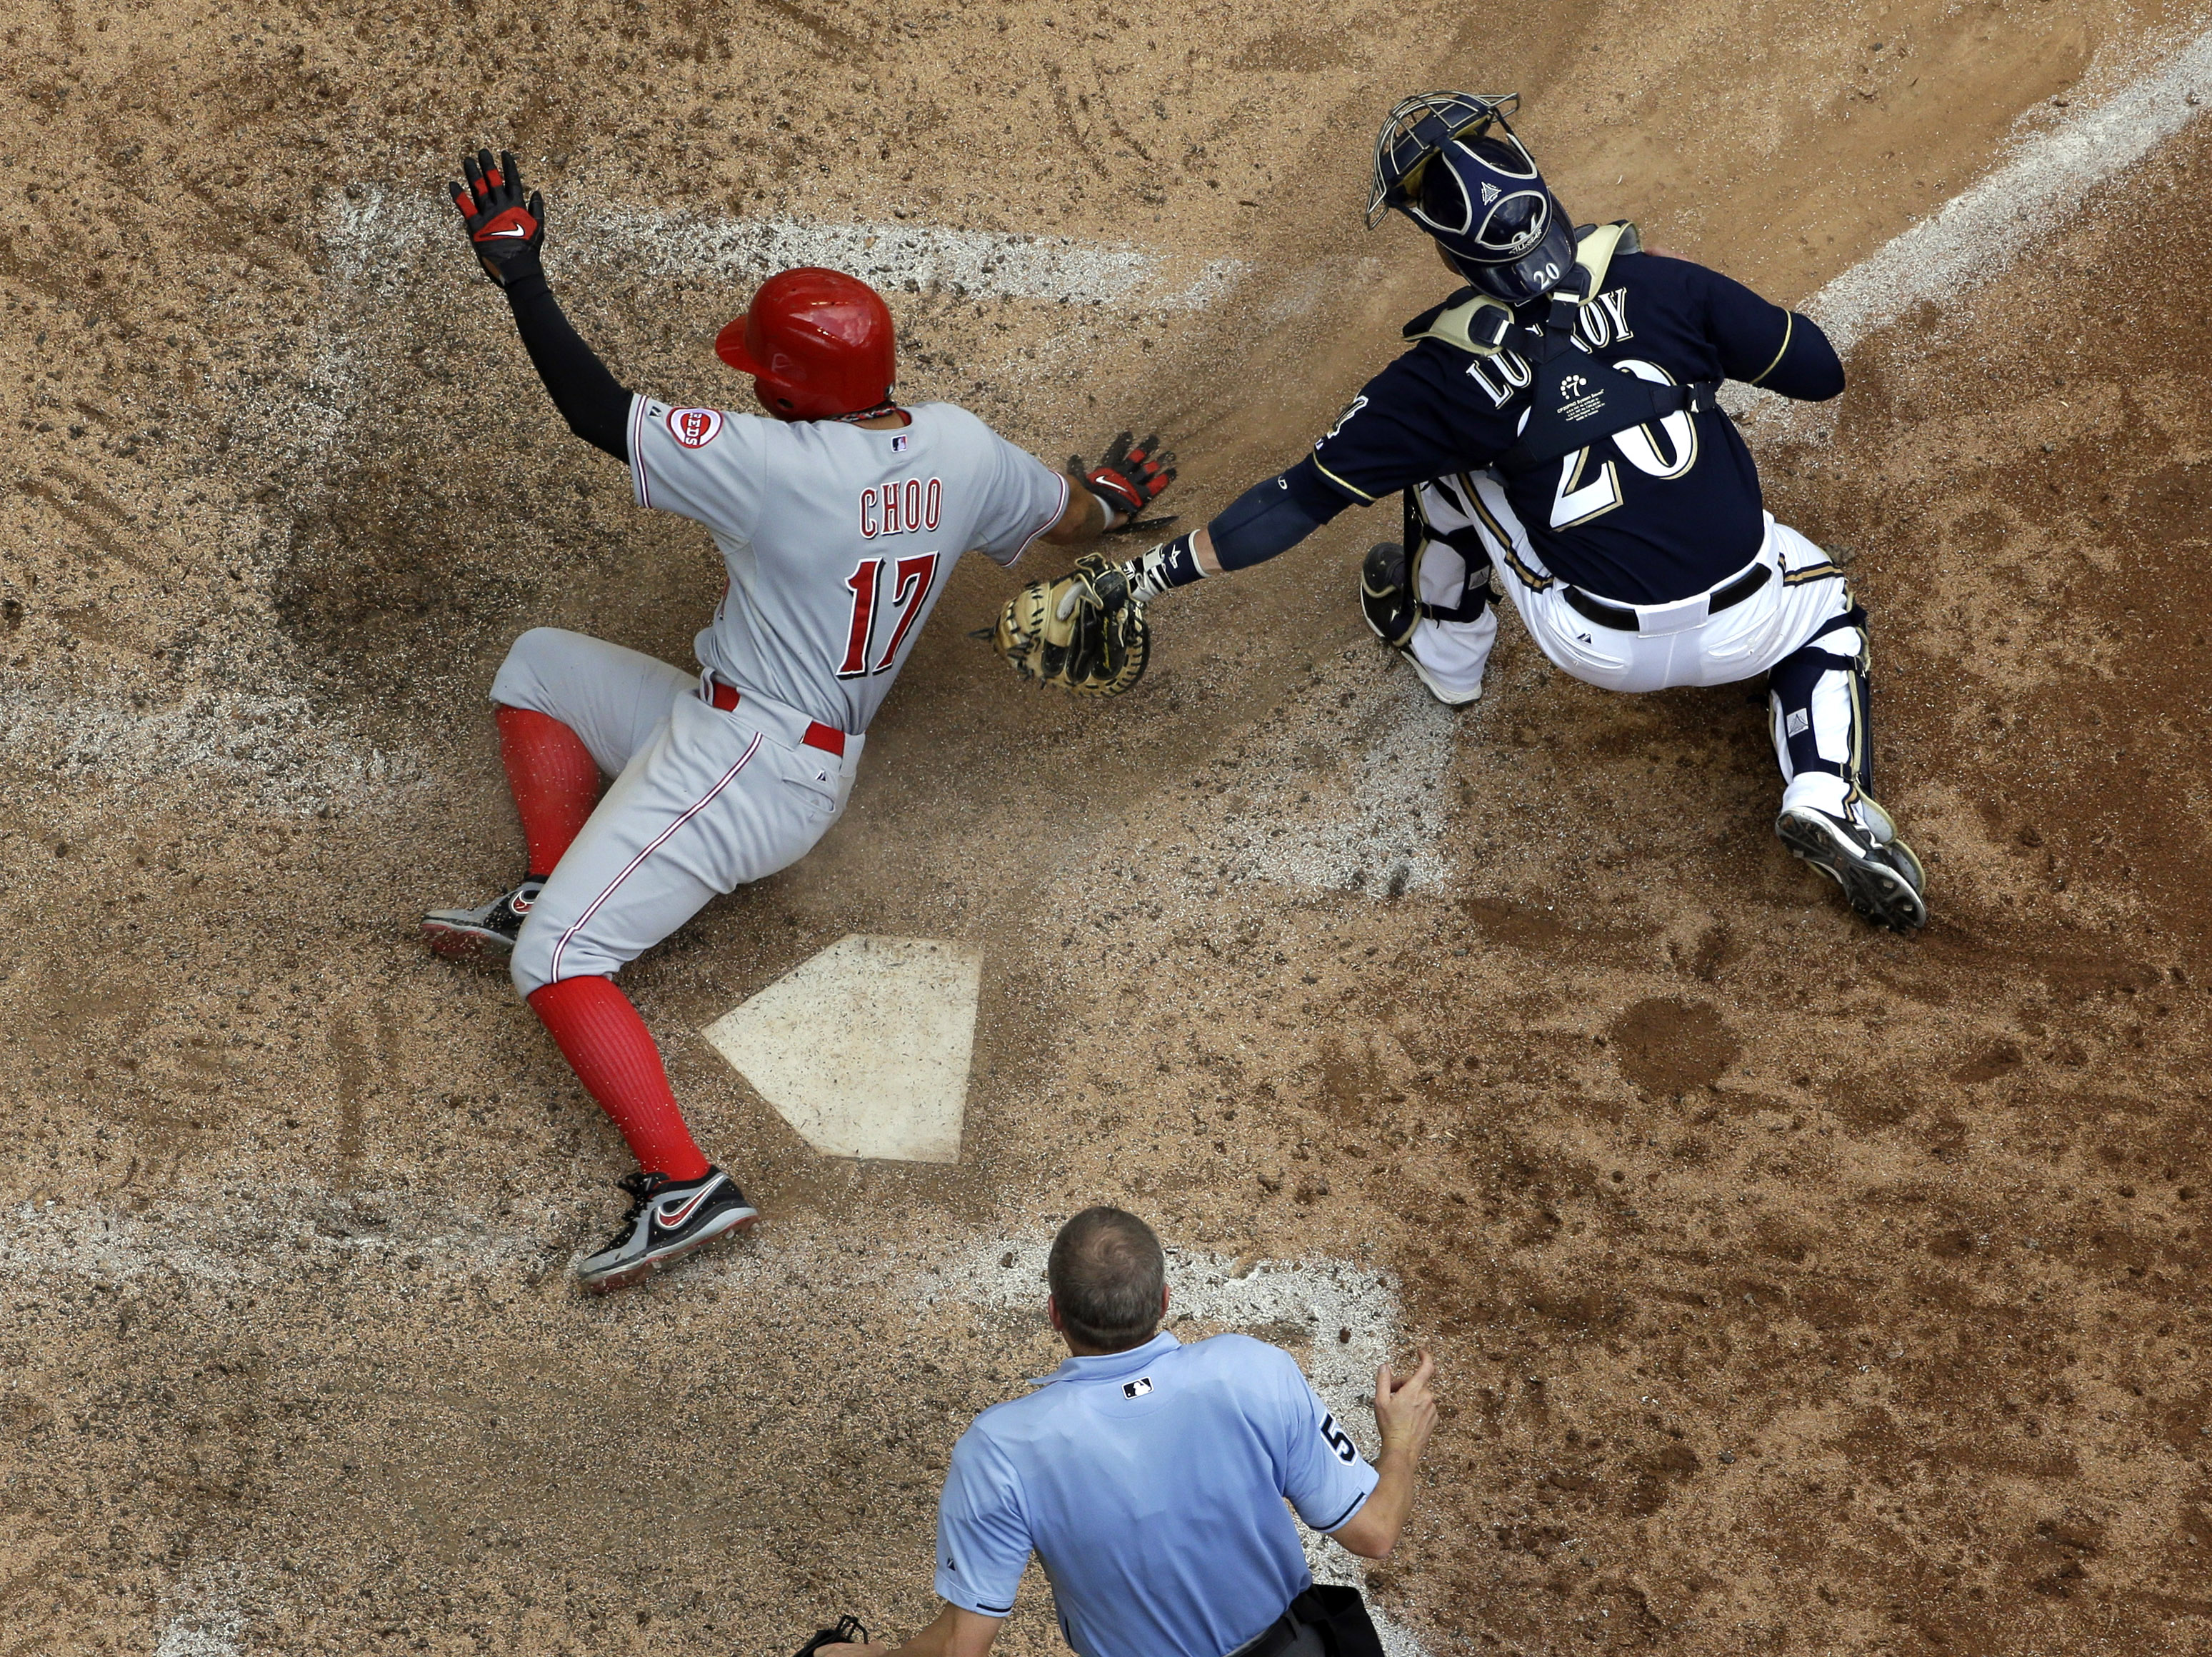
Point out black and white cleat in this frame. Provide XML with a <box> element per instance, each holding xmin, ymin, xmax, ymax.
<box><xmin>574</xmin><ymin>1167</ymin><xmax>759</xmax><ymax>1293</ymax></box>
<box><xmin>1776</xmin><ymin>806</ymin><xmax>1928</xmax><ymax>933</ymax></box>
<box><xmin>421</xmin><ymin>879</ymin><xmax>544</xmax><ymax>961</ymax></box>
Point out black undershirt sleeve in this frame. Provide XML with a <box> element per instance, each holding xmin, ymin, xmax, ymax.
<box><xmin>501</xmin><ymin>270</ymin><xmax>634</xmax><ymax>462</ymax></box>
<box><xmin>1205</xmin><ymin>459</ymin><xmax>1353</xmax><ymax>571</ymax></box>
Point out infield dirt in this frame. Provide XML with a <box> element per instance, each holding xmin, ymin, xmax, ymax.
<box><xmin>4</xmin><ymin>1</ymin><xmax>2211</xmax><ymax>1654</ymax></box>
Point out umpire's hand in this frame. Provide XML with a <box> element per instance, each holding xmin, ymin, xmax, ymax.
<box><xmin>1373</xmin><ymin>1350</ymin><xmax>1438</xmax><ymax>1454</ymax></box>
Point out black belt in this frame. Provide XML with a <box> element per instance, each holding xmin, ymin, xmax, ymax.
<box><xmin>1233</xmin><ymin>1586</ymin><xmax>1383</xmax><ymax>1657</ymax></box>
<box><xmin>1236</xmin><ymin>1591</ymin><xmax>1322</xmax><ymax>1657</ymax></box>
<box><xmin>1563</xmin><ymin>560</ymin><xmax>1770</xmax><ymax>633</ymax></box>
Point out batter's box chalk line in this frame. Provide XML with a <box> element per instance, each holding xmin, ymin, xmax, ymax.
<box><xmin>0</xmin><ymin>1192</ymin><xmax>549</xmax><ymax>1290</ymax></box>
<box><xmin>926</xmin><ymin>1236</ymin><xmax>1435</xmax><ymax>1655</ymax></box>
<box><xmin>322</xmin><ymin>187</ymin><xmax>1244</xmax><ymax>314</ymax></box>
<box><xmin>151</xmin><ymin>1571</ymin><xmax>247</xmax><ymax>1657</ymax></box>
<box><xmin>154</xmin><ymin>1611</ymin><xmax>242</xmax><ymax>1657</ymax></box>
<box><xmin>1232</xmin><ymin>661</ymin><xmax>1462</xmax><ymax>898</ymax></box>
<box><xmin>1729</xmin><ymin>19</ymin><xmax>2212</xmax><ymax>431</ymax></box>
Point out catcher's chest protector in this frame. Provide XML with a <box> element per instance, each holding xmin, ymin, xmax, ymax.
<box><xmin>1406</xmin><ymin>222</ymin><xmax>1720</xmax><ymax>476</ymax></box>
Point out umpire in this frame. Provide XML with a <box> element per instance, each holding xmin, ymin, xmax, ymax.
<box><xmin>829</xmin><ymin>1207</ymin><xmax>1438</xmax><ymax>1657</ymax></box>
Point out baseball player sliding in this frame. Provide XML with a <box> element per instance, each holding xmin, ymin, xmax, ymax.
<box><xmin>424</xmin><ymin>150</ymin><xmax>1173</xmax><ymax>1291</ymax></box>
<box><xmin>993</xmin><ymin>94</ymin><xmax>1926</xmax><ymax>932</ymax></box>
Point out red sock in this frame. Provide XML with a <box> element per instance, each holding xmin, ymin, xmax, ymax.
<box><xmin>496</xmin><ymin>706</ymin><xmax>601</xmax><ymax>878</ymax></box>
<box><xmin>526</xmin><ymin>976</ymin><xmax>712</xmax><ymax>1181</ymax></box>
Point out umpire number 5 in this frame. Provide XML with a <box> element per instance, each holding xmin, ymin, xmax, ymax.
<box><xmin>1318</xmin><ymin>1411</ymin><xmax>1358</xmax><ymax>1464</ymax></box>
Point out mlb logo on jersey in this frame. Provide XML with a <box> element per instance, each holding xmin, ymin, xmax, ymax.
<box><xmin>670</xmin><ymin>407</ymin><xmax>724</xmax><ymax>449</ymax></box>
<box><xmin>1121</xmin><ymin>1376</ymin><xmax>1153</xmax><ymax>1398</ymax></box>
<box><xmin>890</xmin><ymin>432</ymin><xmax>911</xmax><ymax>453</ymax></box>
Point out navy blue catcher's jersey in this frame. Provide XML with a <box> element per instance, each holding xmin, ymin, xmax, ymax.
<box><xmin>1306</xmin><ymin>251</ymin><xmax>1801</xmax><ymax>605</ymax></box>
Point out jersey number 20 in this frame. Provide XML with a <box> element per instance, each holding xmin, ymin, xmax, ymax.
<box><xmin>837</xmin><ymin>552</ymin><xmax>941</xmax><ymax>678</ymax></box>
<box><xmin>1548</xmin><ymin>359</ymin><xmax>1699</xmax><ymax>530</ymax></box>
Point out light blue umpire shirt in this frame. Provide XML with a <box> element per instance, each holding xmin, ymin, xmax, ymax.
<box><xmin>933</xmin><ymin>1330</ymin><xmax>1379</xmax><ymax>1657</ymax></box>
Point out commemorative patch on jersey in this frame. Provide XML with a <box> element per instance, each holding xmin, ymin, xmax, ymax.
<box><xmin>669</xmin><ymin>406</ymin><xmax>724</xmax><ymax>449</ymax></box>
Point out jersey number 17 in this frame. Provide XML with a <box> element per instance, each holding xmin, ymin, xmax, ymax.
<box><xmin>837</xmin><ymin>552</ymin><xmax>941</xmax><ymax>678</ymax></box>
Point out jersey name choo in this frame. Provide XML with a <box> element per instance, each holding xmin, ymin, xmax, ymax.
<box><xmin>860</xmin><ymin>476</ymin><xmax>944</xmax><ymax>539</ymax></box>
<box><xmin>627</xmin><ymin>396</ymin><xmax>1068</xmax><ymax>733</ymax></box>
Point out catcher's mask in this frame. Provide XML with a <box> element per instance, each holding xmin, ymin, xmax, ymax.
<box><xmin>715</xmin><ymin>267</ymin><xmax>897</xmax><ymax>422</ymax></box>
<box><xmin>1367</xmin><ymin>91</ymin><xmax>1576</xmax><ymax>308</ymax></box>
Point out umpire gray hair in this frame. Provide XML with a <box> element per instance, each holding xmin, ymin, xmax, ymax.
<box><xmin>1048</xmin><ymin>1207</ymin><xmax>1166</xmax><ymax>1352</ymax></box>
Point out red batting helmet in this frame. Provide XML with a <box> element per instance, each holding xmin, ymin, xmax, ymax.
<box><xmin>714</xmin><ymin>268</ymin><xmax>897</xmax><ymax>421</ymax></box>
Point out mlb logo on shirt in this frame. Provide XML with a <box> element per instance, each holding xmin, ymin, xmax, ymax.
<box><xmin>1121</xmin><ymin>1376</ymin><xmax>1153</xmax><ymax>1398</ymax></box>
<box><xmin>890</xmin><ymin>432</ymin><xmax>911</xmax><ymax>453</ymax></box>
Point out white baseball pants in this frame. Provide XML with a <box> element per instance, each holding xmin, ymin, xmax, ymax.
<box><xmin>489</xmin><ymin>628</ymin><xmax>863</xmax><ymax>996</ymax></box>
<box><xmin>1410</xmin><ymin>484</ymin><xmax>1882</xmax><ymax>829</ymax></box>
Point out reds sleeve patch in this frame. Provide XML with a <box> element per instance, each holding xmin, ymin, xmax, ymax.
<box><xmin>669</xmin><ymin>407</ymin><xmax>724</xmax><ymax>449</ymax></box>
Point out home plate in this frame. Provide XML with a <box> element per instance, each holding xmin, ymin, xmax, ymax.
<box><xmin>701</xmin><ymin>936</ymin><xmax>982</xmax><ymax>1163</ymax></box>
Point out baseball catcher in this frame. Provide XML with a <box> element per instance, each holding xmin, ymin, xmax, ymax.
<box><xmin>991</xmin><ymin>95</ymin><xmax>1926</xmax><ymax>932</ymax></box>
<box><xmin>423</xmin><ymin>149</ymin><xmax>1174</xmax><ymax>1290</ymax></box>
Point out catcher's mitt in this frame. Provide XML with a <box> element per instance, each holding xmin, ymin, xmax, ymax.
<box><xmin>979</xmin><ymin>551</ymin><xmax>1150</xmax><ymax>696</ymax></box>
<box><xmin>791</xmin><ymin>1615</ymin><xmax>869</xmax><ymax>1657</ymax></box>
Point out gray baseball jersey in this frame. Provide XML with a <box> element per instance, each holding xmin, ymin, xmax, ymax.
<box><xmin>627</xmin><ymin>396</ymin><xmax>1069</xmax><ymax>734</ymax></box>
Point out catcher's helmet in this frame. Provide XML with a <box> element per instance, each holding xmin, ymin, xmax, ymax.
<box><xmin>1367</xmin><ymin>92</ymin><xmax>1576</xmax><ymax>307</ymax></box>
<box><xmin>715</xmin><ymin>268</ymin><xmax>896</xmax><ymax>421</ymax></box>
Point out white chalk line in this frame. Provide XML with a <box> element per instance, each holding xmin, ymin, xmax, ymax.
<box><xmin>1728</xmin><ymin>21</ymin><xmax>2212</xmax><ymax>424</ymax></box>
<box><xmin>1036</xmin><ymin>646</ymin><xmax>1461</xmax><ymax>913</ymax></box>
<box><xmin>322</xmin><ymin>186</ymin><xmax>1246</xmax><ymax>313</ymax></box>
<box><xmin>927</xmin><ymin>1235</ymin><xmax>1403</xmax><ymax>1432</ymax></box>
<box><xmin>153</xmin><ymin>1607</ymin><xmax>242</xmax><ymax>1657</ymax></box>
<box><xmin>0</xmin><ymin>680</ymin><xmax>431</xmax><ymax>814</ymax></box>
<box><xmin>0</xmin><ymin>1193</ymin><xmax>550</xmax><ymax>1288</ymax></box>
<box><xmin>1</xmin><ymin>1202</ymin><xmax>1431</xmax><ymax>1654</ymax></box>
<box><xmin>1235</xmin><ymin>659</ymin><xmax>1462</xmax><ymax>898</ymax></box>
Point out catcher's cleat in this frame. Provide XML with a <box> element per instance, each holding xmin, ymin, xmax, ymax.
<box><xmin>574</xmin><ymin>1167</ymin><xmax>758</xmax><ymax>1293</ymax></box>
<box><xmin>1776</xmin><ymin>804</ymin><xmax>1928</xmax><ymax>932</ymax></box>
<box><xmin>421</xmin><ymin>879</ymin><xmax>544</xmax><ymax>961</ymax></box>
